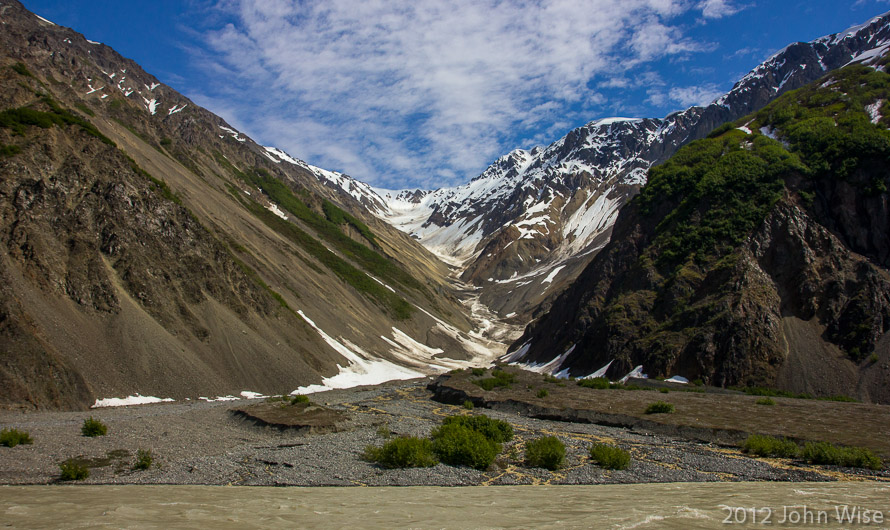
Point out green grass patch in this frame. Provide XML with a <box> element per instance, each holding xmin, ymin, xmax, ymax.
<box><xmin>81</xmin><ymin>417</ymin><xmax>108</xmax><ymax>437</ymax></box>
<box><xmin>800</xmin><ymin>442</ymin><xmax>883</xmax><ymax>470</ymax></box>
<box><xmin>473</xmin><ymin>369</ymin><xmax>516</xmax><ymax>391</ymax></box>
<box><xmin>11</xmin><ymin>62</ymin><xmax>33</xmax><ymax>78</ymax></box>
<box><xmin>644</xmin><ymin>401</ymin><xmax>674</xmax><ymax>414</ymax></box>
<box><xmin>74</xmin><ymin>102</ymin><xmax>95</xmax><ymax>117</ymax></box>
<box><xmin>291</xmin><ymin>395</ymin><xmax>310</xmax><ymax>405</ymax></box>
<box><xmin>577</xmin><ymin>377</ymin><xmax>610</xmax><ymax>389</ymax></box>
<box><xmin>536</xmin><ymin>389</ymin><xmax>549</xmax><ymax>398</ymax></box>
<box><xmin>741</xmin><ymin>434</ymin><xmax>800</xmax><ymax>458</ymax></box>
<box><xmin>589</xmin><ymin>443</ymin><xmax>631</xmax><ymax>470</ymax></box>
<box><xmin>0</xmin><ymin>428</ymin><xmax>33</xmax><ymax>447</ymax></box>
<box><xmin>471</xmin><ymin>367</ymin><xmax>486</xmax><ymax>377</ymax></box>
<box><xmin>363</xmin><ymin>436</ymin><xmax>438</xmax><ymax>469</ymax></box>
<box><xmin>755</xmin><ymin>397</ymin><xmax>775</xmax><ymax>406</ymax></box>
<box><xmin>0</xmin><ymin>143</ymin><xmax>21</xmax><ymax>157</ymax></box>
<box><xmin>524</xmin><ymin>436</ymin><xmax>565</xmax><ymax>470</ymax></box>
<box><xmin>0</xmin><ymin>98</ymin><xmax>114</xmax><ymax>145</ymax></box>
<box><xmin>462</xmin><ymin>400</ymin><xmax>474</xmax><ymax>410</ymax></box>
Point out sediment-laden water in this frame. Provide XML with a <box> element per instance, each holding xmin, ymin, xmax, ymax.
<box><xmin>2</xmin><ymin>481</ymin><xmax>889</xmax><ymax>529</ymax></box>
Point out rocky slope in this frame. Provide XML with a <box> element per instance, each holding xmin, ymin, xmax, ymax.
<box><xmin>366</xmin><ymin>12</ymin><xmax>890</xmax><ymax>321</ymax></box>
<box><xmin>0</xmin><ymin>0</ymin><xmax>509</xmax><ymax>410</ymax></box>
<box><xmin>507</xmin><ymin>61</ymin><xmax>890</xmax><ymax>403</ymax></box>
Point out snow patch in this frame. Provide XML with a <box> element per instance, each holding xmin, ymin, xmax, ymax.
<box><xmin>866</xmin><ymin>100</ymin><xmax>884</xmax><ymax>124</ymax></box>
<box><xmin>168</xmin><ymin>104</ymin><xmax>187</xmax><ymax>116</ymax></box>
<box><xmin>265</xmin><ymin>203</ymin><xmax>288</xmax><ymax>220</ymax></box>
<box><xmin>143</xmin><ymin>97</ymin><xmax>158</xmax><ymax>115</ymax></box>
<box><xmin>34</xmin><ymin>14</ymin><xmax>55</xmax><ymax>25</ymax></box>
<box><xmin>291</xmin><ymin>310</ymin><xmax>423</xmax><ymax>395</ymax></box>
<box><xmin>92</xmin><ymin>394</ymin><xmax>175</xmax><ymax>408</ymax></box>
<box><xmin>541</xmin><ymin>265</ymin><xmax>565</xmax><ymax>284</ymax></box>
<box><xmin>664</xmin><ymin>376</ymin><xmax>689</xmax><ymax>384</ymax></box>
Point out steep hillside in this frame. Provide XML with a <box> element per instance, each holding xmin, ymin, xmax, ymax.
<box><xmin>508</xmin><ymin>62</ymin><xmax>890</xmax><ymax>403</ymax></box>
<box><xmin>370</xmin><ymin>13</ymin><xmax>890</xmax><ymax>321</ymax></box>
<box><xmin>0</xmin><ymin>1</ymin><xmax>508</xmax><ymax>410</ymax></box>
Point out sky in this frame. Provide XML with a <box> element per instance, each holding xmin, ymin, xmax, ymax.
<box><xmin>23</xmin><ymin>0</ymin><xmax>890</xmax><ymax>190</ymax></box>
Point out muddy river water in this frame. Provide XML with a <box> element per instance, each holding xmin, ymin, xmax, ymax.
<box><xmin>2</xmin><ymin>481</ymin><xmax>889</xmax><ymax>529</ymax></box>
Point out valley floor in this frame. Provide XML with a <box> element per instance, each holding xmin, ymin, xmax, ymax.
<box><xmin>1</xmin><ymin>377</ymin><xmax>887</xmax><ymax>487</ymax></box>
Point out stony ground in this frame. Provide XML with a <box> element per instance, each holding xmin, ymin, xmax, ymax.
<box><xmin>0</xmin><ymin>377</ymin><xmax>887</xmax><ymax>486</ymax></box>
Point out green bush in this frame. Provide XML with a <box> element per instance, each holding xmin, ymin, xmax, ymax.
<box><xmin>524</xmin><ymin>436</ymin><xmax>565</xmax><ymax>470</ymax></box>
<box><xmin>290</xmin><ymin>395</ymin><xmax>310</xmax><ymax>405</ymax></box>
<box><xmin>440</xmin><ymin>415</ymin><xmax>513</xmax><ymax>443</ymax></box>
<box><xmin>431</xmin><ymin>424</ymin><xmax>500</xmax><ymax>470</ymax></box>
<box><xmin>870</xmin><ymin>353</ymin><xmax>880</xmax><ymax>363</ymax></box>
<box><xmin>741</xmin><ymin>434</ymin><xmax>799</xmax><ymax>458</ymax></box>
<box><xmin>589</xmin><ymin>443</ymin><xmax>631</xmax><ymax>470</ymax></box>
<box><xmin>473</xmin><ymin>369</ymin><xmax>515</xmax><ymax>391</ymax></box>
<box><xmin>0</xmin><ymin>143</ymin><xmax>21</xmax><ymax>157</ymax></box>
<box><xmin>134</xmin><ymin>449</ymin><xmax>153</xmax><ymax>470</ymax></box>
<box><xmin>376</xmin><ymin>424</ymin><xmax>392</xmax><ymax>439</ymax></box>
<box><xmin>462</xmin><ymin>400</ymin><xmax>474</xmax><ymax>410</ymax></box>
<box><xmin>81</xmin><ymin>417</ymin><xmax>108</xmax><ymax>437</ymax></box>
<box><xmin>363</xmin><ymin>436</ymin><xmax>437</xmax><ymax>469</ymax></box>
<box><xmin>659</xmin><ymin>388</ymin><xmax>670</xmax><ymax>394</ymax></box>
<box><xmin>644</xmin><ymin>401</ymin><xmax>674</xmax><ymax>414</ymax></box>
<box><xmin>536</xmin><ymin>389</ymin><xmax>549</xmax><ymax>398</ymax></box>
<box><xmin>471</xmin><ymin>367</ymin><xmax>486</xmax><ymax>377</ymax></box>
<box><xmin>800</xmin><ymin>442</ymin><xmax>883</xmax><ymax>470</ymax></box>
<box><xmin>755</xmin><ymin>397</ymin><xmax>775</xmax><ymax>406</ymax></box>
<box><xmin>160</xmin><ymin>137</ymin><xmax>172</xmax><ymax>147</ymax></box>
<box><xmin>578</xmin><ymin>377</ymin><xmax>610</xmax><ymax>389</ymax></box>
<box><xmin>0</xmin><ymin>428</ymin><xmax>33</xmax><ymax>447</ymax></box>
<box><xmin>59</xmin><ymin>461</ymin><xmax>89</xmax><ymax>481</ymax></box>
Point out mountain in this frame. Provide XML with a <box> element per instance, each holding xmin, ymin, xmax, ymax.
<box><xmin>368</xmin><ymin>13</ymin><xmax>890</xmax><ymax>322</ymax></box>
<box><xmin>0</xmin><ymin>0</ymin><xmax>512</xmax><ymax>410</ymax></box>
<box><xmin>506</xmin><ymin>58</ymin><xmax>890</xmax><ymax>403</ymax></box>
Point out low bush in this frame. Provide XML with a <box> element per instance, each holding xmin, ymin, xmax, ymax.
<box><xmin>441</xmin><ymin>415</ymin><xmax>513</xmax><ymax>443</ymax></box>
<box><xmin>363</xmin><ymin>436</ymin><xmax>437</xmax><ymax>469</ymax></box>
<box><xmin>524</xmin><ymin>436</ymin><xmax>565</xmax><ymax>470</ymax></box>
<box><xmin>644</xmin><ymin>401</ymin><xmax>674</xmax><ymax>414</ymax></box>
<box><xmin>462</xmin><ymin>400</ymin><xmax>474</xmax><ymax>410</ymax></box>
<box><xmin>577</xmin><ymin>377</ymin><xmax>610</xmax><ymax>389</ymax></box>
<box><xmin>471</xmin><ymin>367</ymin><xmax>486</xmax><ymax>377</ymax></box>
<box><xmin>537</xmin><ymin>389</ymin><xmax>549</xmax><ymax>398</ymax></box>
<box><xmin>81</xmin><ymin>417</ymin><xmax>107</xmax><ymax>437</ymax></box>
<box><xmin>755</xmin><ymin>397</ymin><xmax>775</xmax><ymax>406</ymax></box>
<box><xmin>0</xmin><ymin>428</ymin><xmax>33</xmax><ymax>447</ymax></box>
<box><xmin>376</xmin><ymin>424</ymin><xmax>392</xmax><ymax>439</ymax></box>
<box><xmin>659</xmin><ymin>388</ymin><xmax>670</xmax><ymax>394</ymax></box>
<box><xmin>473</xmin><ymin>369</ymin><xmax>515</xmax><ymax>391</ymax></box>
<box><xmin>589</xmin><ymin>443</ymin><xmax>631</xmax><ymax>470</ymax></box>
<box><xmin>59</xmin><ymin>461</ymin><xmax>89</xmax><ymax>481</ymax></box>
<box><xmin>431</xmin><ymin>423</ymin><xmax>500</xmax><ymax>470</ymax></box>
<box><xmin>291</xmin><ymin>395</ymin><xmax>310</xmax><ymax>405</ymax></box>
<box><xmin>801</xmin><ymin>442</ymin><xmax>883</xmax><ymax>470</ymax></box>
<box><xmin>134</xmin><ymin>449</ymin><xmax>153</xmax><ymax>470</ymax></box>
<box><xmin>741</xmin><ymin>434</ymin><xmax>799</xmax><ymax>458</ymax></box>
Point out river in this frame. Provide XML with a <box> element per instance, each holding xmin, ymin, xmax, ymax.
<box><xmin>2</xmin><ymin>481</ymin><xmax>889</xmax><ymax>529</ymax></box>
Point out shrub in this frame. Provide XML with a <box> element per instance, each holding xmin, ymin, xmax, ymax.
<box><xmin>0</xmin><ymin>428</ymin><xmax>33</xmax><ymax>447</ymax></box>
<box><xmin>644</xmin><ymin>401</ymin><xmax>674</xmax><ymax>414</ymax></box>
<box><xmin>462</xmin><ymin>400</ymin><xmax>474</xmax><ymax>410</ymax></box>
<box><xmin>431</xmin><ymin>424</ymin><xmax>500</xmax><ymax>470</ymax></box>
<box><xmin>134</xmin><ymin>449</ymin><xmax>153</xmax><ymax>470</ymax></box>
<box><xmin>290</xmin><ymin>395</ymin><xmax>310</xmax><ymax>405</ymax></box>
<box><xmin>59</xmin><ymin>461</ymin><xmax>89</xmax><ymax>481</ymax></box>
<box><xmin>692</xmin><ymin>379</ymin><xmax>704</xmax><ymax>387</ymax></box>
<box><xmin>741</xmin><ymin>434</ymin><xmax>799</xmax><ymax>458</ymax></box>
<box><xmin>543</xmin><ymin>374</ymin><xmax>560</xmax><ymax>384</ymax></box>
<box><xmin>441</xmin><ymin>415</ymin><xmax>513</xmax><ymax>443</ymax></box>
<box><xmin>81</xmin><ymin>417</ymin><xmax>107</xmax><ymax>437</ymax></box>
<box><xmin>869</xmin><ymin>353</ymin><xmax>879</xmax><ymax>364</ymax></box>
<box><xmin>537</xmin><ymin>389</ymin><xmax>549</xmax><ymax>398</ymax></box>
<box><xmin>589</xmin><ymin>443</ymin><xmax>631</xmax><ymax>470</ymax></box>
<box><xmin>659</xmin><ymin>388</ymin><xmax>670</xmax><ymax>394</ymax></box>
<box><xmin>471</xmin><ymin>367</ymin><xmax>486</xmax><ymax>377</ymax></box>
<box><xmin>755</xmin><ymin>397</ymin><xmax>775</xmax><ymax>406</ymax></box>
<box><xmin>160</xmin><ymin>137</ymin><xmax>172</xmax><ymax>147</ymax></box>
<box><xmin>801</xmin><ymin>442</ymin><xmax>883</xmax><ymax>470</ymax></box>
<box><xmin>363</xmin><ymin>436</ymin><xmax>437</xmax><ymax>469</ymax></box>
<box><xmin>525</xmin><ymin>436</ymin><xmax>565</xmax><ymax>470</ymax></box>
<box><xmin>473</xmin><ymin>369</ymin><xmax>515</xmax><ymax>391</ymax></box>
<box><xmin>577</xmin><ymin>377</ymin><xmax>610</xmax><ymax>389</ymax></box>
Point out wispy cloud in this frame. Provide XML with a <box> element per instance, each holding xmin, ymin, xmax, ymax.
<box><xmin>646</xmin><ymin>83</ymin><xmax>723</xmax><ymax>108</ymax></box>
<box><xmin>192</xmin><ymin>0</ymin><xmax>734</xmax><ymax>188</ymax></box>
<box><xmin>698</xmin><ymin>0</ymin><xmax>744</xmax><ymax>19</ymax></box>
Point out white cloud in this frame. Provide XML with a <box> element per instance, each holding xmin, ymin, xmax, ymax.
<box><xmin>195</xmin><ymin>0</ymin><xmax>727</xmax><ymax>187</ymax></box>
<box><xmin>699</xmin><ymin>0</ymin><xmax>743</xmax><ymax>19</ymax></box>
<box><xmin>646</xmin><ymin>83</ymin><xmax>723</xmax><ymax>107</ymax></box>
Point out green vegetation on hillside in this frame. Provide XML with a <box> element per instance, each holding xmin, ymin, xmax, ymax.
<box><xmin>0</xmin><ymin>97</ymin><xmax>114</xmax><ymax>145</ymax></box>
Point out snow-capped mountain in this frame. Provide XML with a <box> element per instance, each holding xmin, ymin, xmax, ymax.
<box><xmin>362</xmin><ymin>11</ymin><xmax>890</xmax><ymax>320</ymax></box>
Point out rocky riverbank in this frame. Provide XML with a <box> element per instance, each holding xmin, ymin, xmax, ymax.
<box><xmin>0</xmin><ymin>374</ymin><xmax>887</xmax><ymax>486</ymax></box>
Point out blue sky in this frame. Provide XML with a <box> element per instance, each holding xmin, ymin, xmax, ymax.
<box><xmin>24</xmin><ymin>0</ymin><xmax>890</xmax><ymax>190</ymax></box>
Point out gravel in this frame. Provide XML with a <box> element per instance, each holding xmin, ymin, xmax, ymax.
<box><xmin>0</xmin><ymin>378</ymin><xmax>884</xmax><ymax>486</ymax></box>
